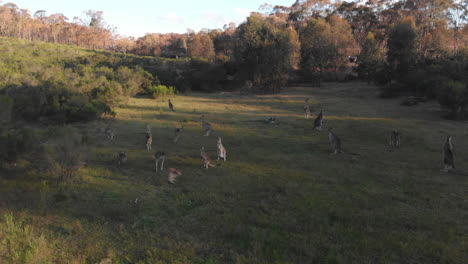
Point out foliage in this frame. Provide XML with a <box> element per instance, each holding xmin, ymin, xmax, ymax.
<box><xmin>300</xmin><ymin>16</ymin><xmax>355</xmax><ymax>86</ymax></box>
<box><xmin>146</xmin><ymin>85</ymin><xmax>175</xmax><ymax>99</ymax></box>
<box><xmin>0</xmin><ymin>38</ymin><xmax>157</xmax><ymax>123</ymax></box>
<box><xmin>0</xmin><ymin>95</ymin><xmax>13</xmax><ymax>125</ymax></box>
<box><xmin>46</xmin><ymin>127</ymin><xmax>87</xmax><ymax>182</ymax></box>
<box><xmin>387</xmin><ymin>17</ymin><xmax>418</xmax><ymax>78</ymax></box>
<box><xmin>0</xmin><ymin>128</ymin><xmax>39</xmax><ymax>167</ymax></box>
<box><xmin>437</xmin><ymin>79</ymin><xmax>468</xmax><ymax>119</ymax></box>
<box><xmin>0</xmin><ymin>214</ymin><xmax>52</xmax><ymax>264</ymax></box>
<box><xmin>235</xmin><ymin>13</ymin><xmax>299</xmax><ymax>93</ymax></box>
<box><xmin>358</xmin><ymin>32</ymin><xmax>383</xmax><ymax>83</ymax></box>
<box><xmin>189</xmin><ymin>34</ymin><xmax>215</xmax><ymax>61</ymax></box>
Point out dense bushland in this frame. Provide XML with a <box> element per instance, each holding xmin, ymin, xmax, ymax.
<box><xmin>0</xmin><ymin>38</ymin><xmax>160</xmax><ymax>123</ymax></box>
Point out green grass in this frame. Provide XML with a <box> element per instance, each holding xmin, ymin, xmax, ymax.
<box><xmin>1</xmin><ymin>82</ymin><xmax>467</xmax><ymax>263</ymax></box>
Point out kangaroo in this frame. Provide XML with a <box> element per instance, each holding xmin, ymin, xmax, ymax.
<box><xmin>304</xmin><ymin>98</ymin><xmax>311</xmax><ymax>119</ymax></box>
<box><xmin>217</xmin><ymin>137</ymin><xmax>227</xmax><ymax>162</ymax></box>
<box><xmin>168</xmin><ymin>99</ymin><xmax>175</xmax><ymax>112</ymax></box>
<box><xmin>328</xmin><ymin>128</ymin><xmax>343</xmax><ymax>154</ymax></box>
<box><xmin>146</xmin><ymin>132</ymin><xmax>152</xmax><ymax>151</ymax></box>
<box><xmin>154</xmin><ymin>151</ymin><xmax>166</xmax><ymax>173</ymax></box>
<box><xmin>200</xmin><ymin>146</ymin><xmax>215</xmax><ymax>168</ymax></box>
<box><xmin>168</xmin><ymin>168</ymin><xmax>182</xmax><ymax>184</ymax></box>
<box><xmin>174</xmin><ymin>126</ymin><xmax>183</xmax><ymax>143</ymax></box>
<box><xmin>442</xmin><ymin>135</ymin><xmax>455</xmax><ymax>172</ymax></box>
<box><xmin>105</xmin><ymin>127</ymin><xmax>115</xmax><ymax>140</ymax></box>
<box><xmin>389</xmin><ymin>130</ymin><xmax>401</xmax><ymax>149</ymax></box>
<box><xmin>265</xmin><ymin>116</ymin><xmax>277</xmax><ymax>124</ymax></box>
<box><xmin>313</xmin><ymin>109</ymin><xmax>323</xmax><ymax>130</ymax></box>
<box><xmin>117</xmin><ymin>151</ymin><xmax>127</xmax><ymax>166</ymax></box>
<box><xmin>200</xmin><ymin>115</ymin><xmax>214</xmax><ymax>136</ymax></box>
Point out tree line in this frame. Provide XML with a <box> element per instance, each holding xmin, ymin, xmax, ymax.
<box><xmin>0</xmin><ymin>0</ymin><xmax>468</xmax><ymax>117</ymax></box>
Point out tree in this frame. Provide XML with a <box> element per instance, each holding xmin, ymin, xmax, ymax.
<box><xmin>334</xmin><ymin>1</ymin><xmax>379</xmax><ymax>48</ymax></box>
<box><xmin>300</xmin><ymin>18</ymin><xmax>335</xmax><ymax>86</ymax></box>
<box><xmin>328</xmin><ymin>15</ymin><xmax>357</xmax><ymax>74</ymax></box>
<box><xmin>387</xmin><ymin>17</ymin><xmax>418</xmax><ymax>78</ymax></box>
<box><xmin>358</xmin><ymin>32</ymin><xmax>383</xmax><ymax>83</ymax></box>
<box><xmin>437</xmin><ymin>80</ymin><xmax>468</xmax><ymax>119</ymax></box>
<box><xmin>189</xmin><ymin>34</ymin><xmax>215</xmax><ymax>61</ymax></box>
<box><xmin>235</xmin><ymin>13</ymin><xmax>299</xmax><ymax>93</ymax></box>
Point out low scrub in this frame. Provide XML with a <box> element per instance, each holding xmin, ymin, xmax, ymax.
<box><xmin>146</xmin><ymin>85</ymin><xmax>175</xmax><ymax>98</ymax></box>
<box><xmin>0</xmin><ymin>214</ymin><xmax>52</xmax><ymax>264</ymax></box>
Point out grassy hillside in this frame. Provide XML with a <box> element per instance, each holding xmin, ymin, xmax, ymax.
<box><xmin>1</xmin><ymin>82</ymin><xmax>466</xmax><ymax>263</ymax></box>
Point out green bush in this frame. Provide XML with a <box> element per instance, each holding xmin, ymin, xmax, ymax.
<box><xmin>437</xmin><ymin>80</ymin><xmax>468</xmax><ymax>119</ymax></box>
<box><xmin>0</xmin><ymin>214</ymin><xmax>52</xmax><ymax>264</ymax></box>
<box><xmin>0</xmin><ymin>38</ymin><xmax>157</xmax><ymax>123</ymax></box>
<box><xmin>0</xmin><ymin>128</ymin><xmax>39</xmax><ymax>166</ymax></box>
<box><xmin>146</xmin><ymin>85</ymin><xmax>175</xmax><ymax>98</ymax></box>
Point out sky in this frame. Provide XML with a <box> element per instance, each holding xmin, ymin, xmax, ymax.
<box><xmin>9</xmin><ymin>0</ymin><xmax>296</xmax><ymax>37</ymax></box>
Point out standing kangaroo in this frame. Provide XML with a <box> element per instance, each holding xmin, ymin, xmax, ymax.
<box><xmin>328</xmin><ymin>128</ymin><xmax>342</xmax><ymax>154</ymax></box>
<box><xmin>313</xmin><ymin>109</ymin><xmax>323</xmax><ymax>130</ymax></box>
<box><xmin>200</xmin><ymin>115</ymin><xmax>214</xmax><ymax>136</ymax></box>
<box><xmin>105</xmin><ymin>127</ymin><xmax>115</xmax><ymax>140</ymax></box>
<box><xmin>389</xmin><ymin>130</ymin><xmax>401</xmax><ymax>149</ymax></box>
<box><xmin>154</xmin><ymin>151</ymin><xmax>166</xmax><ymax>172</ymax></box>
<box><xmin>145</xmin><ymin>124</ymin><xmax>152</xmax><ymax>150</ymax></box>
<box><xmin>117</xmin><ymin>151</ymin><xmax>127</xmax><ymax>167</ymax></box>
<box><xmin>168</xmin><ymin>99</ymin><xmax>175</xmax><ymax>112</ymax></box>
<box><xmin>217</xmin><ymin>137</ymin><xmax>227</xmax><ymax>162</ymax></box>
<box><xmin>442</xmin><ymin>135</ymin><xmax>455</xmax><ymax>172</ymax></box>
<box><xmin>146</xmin><ymin>132</ymin><xmax>153</xmax><ymax>151</ymax></box>
<box><xmin>174</xmin><ymin>126</ymin><xmax>183</xmax><ymax>143</ymax></box>
<box><xmin>304</xmin><ymin>98</ymin><xmax>311</xmax><ymax>119</ymax></box>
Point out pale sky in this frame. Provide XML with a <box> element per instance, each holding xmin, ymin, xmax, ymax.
<box><xmin>9</xmin><ymin>0</ymin><xmax>296</xmax><ymax>37</ymax></box>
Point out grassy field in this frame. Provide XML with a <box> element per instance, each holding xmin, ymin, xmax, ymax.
<box><xmin>1</xmin><ymin>82</ymin><xmax>467</xmax><ymax>263</ymax></box>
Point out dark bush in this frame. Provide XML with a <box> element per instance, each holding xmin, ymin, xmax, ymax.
<box><xmin>437</xmin><ymin>80</ymin><xmax>468</xmax><ymax>119</ymax></box>
<box><xmin>0</xmin><ymin>128</ymin><xmax>39</xmax><ymax>166</ymax></box>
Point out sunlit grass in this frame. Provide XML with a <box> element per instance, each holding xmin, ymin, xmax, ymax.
<box><xmin>1</xmin><ymin>82</ymin><xmax>467</xmax><ymax>263</ymax></box>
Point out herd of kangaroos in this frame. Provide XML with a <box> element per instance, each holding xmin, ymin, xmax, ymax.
<box><xmin>102</xmin><ymin>97</ymin><xmax>457</xmax><ymax>184</ymax></box>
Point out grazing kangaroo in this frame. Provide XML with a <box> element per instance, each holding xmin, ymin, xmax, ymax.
<box><xmin>200</xmin><ymin>115</ymin><xmax>214</xmax><ymax>136</ymax></box>
<box><xmin>154</xmin><ymin>151</ymin><xmax>166</xmax><ymax>173</ymax></box>
<box><xmin>217</xmin><ymin>137</ymin><xmax>227</xmax><ymax>161</ymax></box>
<box><xmin>313</xmin><ymin>109</ymin><xmax>323</xmax><ymax>130</ymax></box>
<box><xmin>200</xmin><ymin>146</ymin><xmax>215</xmax><ymax>168</ymax></box>
<box><xmin>117</xmin><ymin>151</ymin><xmax>127</xmax><ymax>166</ymax></box>
<box><xmin>389</xmin><ymin>130</ymin><xmax>401</xmax><ymax>149</ymax></box>
<box><xmin>328</xmin><ymin>128</ymin><xmax>342</xmax><ymax>154</ymax></box>
<box><xmin>304</xmin><ymin>98</ymin><xmax>311</xmax><ymax>119</ymax></box>
<box><xmin>174</xmin><ymin>126</ymin><xmax>183</xmax><ymax>143</ymax></box>
<box><xmin>168</xmin><ymin>99</ymin><xmax>175</xmax><ymax>112</ymax></box>
<box><xmin>442</xmin><ymin>135</ymin><xmax>455</xmax><ymax>172</ymax></box>
<box><xmin>105</xmin><ymin>127</ymin><xmax>115</xmax><ymax>140</ymax></box>
<box><xmin>168</xmin><ymin>168</ymin><xmax>182</xmax><ymax>184</ymax></box>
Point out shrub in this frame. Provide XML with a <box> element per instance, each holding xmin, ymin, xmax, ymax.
<box><xmin>0</xmin><ymin>95</ymin><xmax>13</xmax><ymax>125</ymax></box>
<box><xmin>437</xmin><ymin>80</ymin><xmax>468</xmax><ymax>119</ymax></box>
<box><xmin>0</xmin><ymin>128</ymin><xmax>39</xmax><ymax>166</ymax></box>
<box><xmin>0</xmin><ymin>214</ymin><xmax>52</xmax><ymax>264</ymax></box>
<box><xmin>146</xmin><ymin>85</ymin><xmax>175</xmax><ymax>99</ymax></box>
<box><xmin>46</xmin><ymin>127</ymin><xmax>87</xmax><ymax>182</ymax></box>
